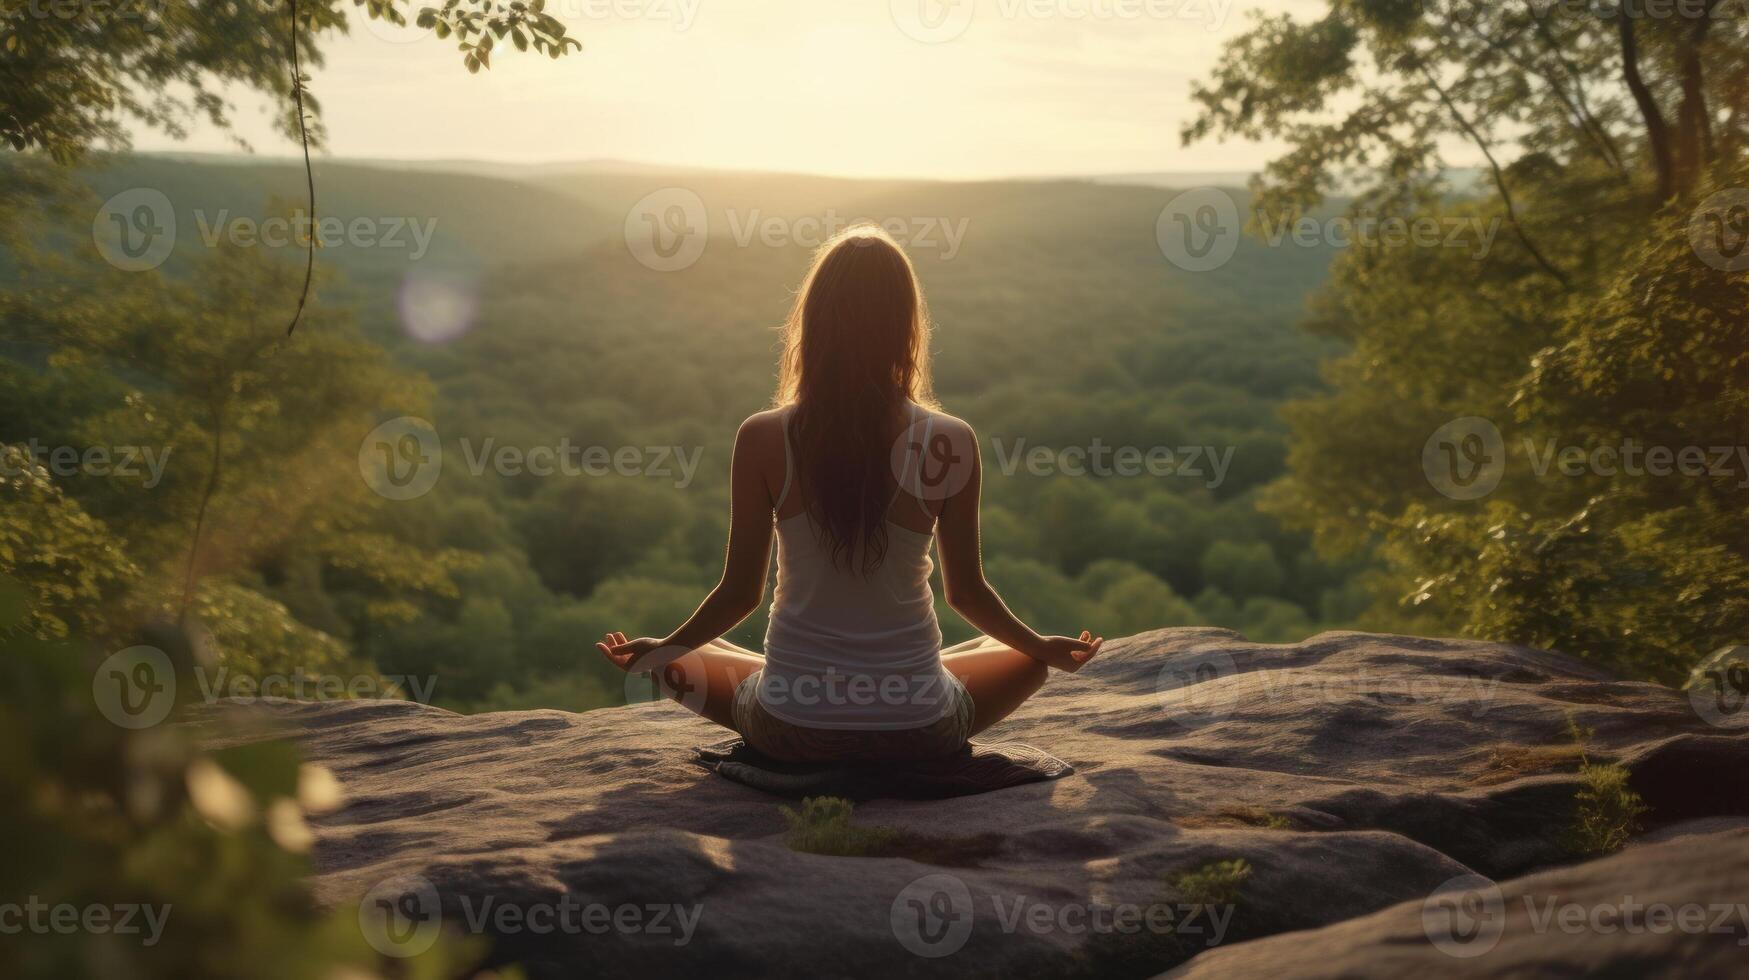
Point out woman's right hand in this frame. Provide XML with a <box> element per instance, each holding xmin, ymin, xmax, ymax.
<box><xmin>596</xmin><ymin>632</ymin><xmax>666</xmax><ymax>672</ymax></box>
<box><xmin>1027</xmin><ymin>631</ymin><xmax>1104</xmax><ymax>673</ymax></box>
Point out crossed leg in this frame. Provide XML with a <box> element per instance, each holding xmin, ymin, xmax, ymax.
<box><xmin>941</xmin><ymin>636</ymin><xmax>1049</xmax><ymax>735</ymax></box>
<box><xmin>645</xmin><ymin>637</ymin><xmax>764</xmax><ymax>730</ymax></box>
<box><xmin>645</xmin><ymin>635</ymin><xmax>1046</xmax><ymax>737</ymax></box>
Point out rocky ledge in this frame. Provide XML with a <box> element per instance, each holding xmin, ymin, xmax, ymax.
<box><xmin>211</xmin><ymin>629</ymin><xmax>1749</xmax><ymax>978</ymax></box>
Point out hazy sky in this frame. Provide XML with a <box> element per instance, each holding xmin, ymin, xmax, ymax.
<box><xmin>132</xmin><ymin>0</ymin><xmax>1322</xmax><ymax>179</ymax></box>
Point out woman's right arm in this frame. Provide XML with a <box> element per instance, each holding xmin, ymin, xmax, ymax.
<box><xmin>932</xmin><ymin>419</ymin><xmax>1102</xmax><ymax>672</ymax></box>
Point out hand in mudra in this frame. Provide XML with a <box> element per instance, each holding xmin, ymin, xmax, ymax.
<box><xmin>1029</xmin><ymin>631</ymin><xmax>1104</xmax><ymax>673</ymax></box>
<box><xmin>595</xmin><ymin>632</ymin><xmax>667</xmax><ymax>672</ymax></box>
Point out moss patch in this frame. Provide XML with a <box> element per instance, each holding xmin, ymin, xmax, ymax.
<box><xmin>779</xmin><ymin>796</ymin><xmax>1005</xmax><ymax>866</ymax></box>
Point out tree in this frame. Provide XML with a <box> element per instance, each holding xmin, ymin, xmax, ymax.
<box><xmin>1189</xmin><ymin>0</ymin><xmax>1749</xmax><ymax>676</ymax></box>
<box><xmin>0</xmin><ymin>0</ymin><xmax>582</xmax><ymax>162</ymax></box>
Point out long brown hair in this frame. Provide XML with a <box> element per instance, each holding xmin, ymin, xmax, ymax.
<box><xmin>774</xmin><ymin>225</ymin><xmax>938</xmax><ymax>574</ymax></box>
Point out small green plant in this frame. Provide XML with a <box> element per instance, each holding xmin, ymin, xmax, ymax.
<box><xmin>780</xmin><ymin>797</ymin><xmax>904</xmax><ymax>856</ymax></box>
<box><xmin>1560</xmin><ymin>713</ymin><xmax>1650</xmax><ymax>856</ymax></box>
<box><xmin>1170</xmin><ymin>859</ymin><xmax>1252</xmax><ymax>909</ymax></box>
<box><xmin>1178</xmin><ymin>807</ymin><xmax>1292</xmax><ymax>831</ymax></box>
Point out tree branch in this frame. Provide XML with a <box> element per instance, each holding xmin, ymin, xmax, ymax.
<box><xmin>1415</xmin><ymin>61</ymin><xmax>1573</xmax><ymax>289</ymax></box>
<box><xmin>1618</xmin><ymin>12</ymin><xmax>1675</xmax><ymax>200</ymax></box>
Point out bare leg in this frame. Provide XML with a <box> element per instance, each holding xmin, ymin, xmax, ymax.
<box><xmin>649</xmin><ymin>639</ymin><xmax>764</xmax><ymax>730</ymax></box>
<box><xmin>941</xmin><ymin>636</ymin><xmax>1048</xmax><ymax>735</ymax></box>
<box><xmin>941</xmin><ymin>635</ymin><xmax>995</xmax><ymax>655</ymax></box>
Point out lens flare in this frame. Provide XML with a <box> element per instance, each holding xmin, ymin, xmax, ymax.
<box><xmin>397</xmin><ymin>270</ymin><xmax>477</xmax><ymax>343</ymax></box>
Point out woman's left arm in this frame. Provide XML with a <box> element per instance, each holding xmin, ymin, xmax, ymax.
<box><xmin>599</xmin><ymin>416</ymin><xmax>775</xmax><ymax>671</ymax></box>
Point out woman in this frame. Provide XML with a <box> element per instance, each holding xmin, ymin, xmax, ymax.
<box><xmin>595</xmin><ymin>225</ymin><xmax>1102</xmax><ymax>763</ymax></box>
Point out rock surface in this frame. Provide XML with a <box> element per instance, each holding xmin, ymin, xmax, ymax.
<box><xmin>210</xmin><ymin>628</ymin><xmax>1749</xmax><ymax>978</ymax></box>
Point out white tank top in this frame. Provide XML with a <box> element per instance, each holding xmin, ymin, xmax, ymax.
<box><xmin>757</xmin><ymin>403</ymin><xmax>953</xmax><ymax>730</ymax></box>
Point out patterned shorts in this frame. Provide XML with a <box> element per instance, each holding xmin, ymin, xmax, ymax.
<box><xmin>730</xmin><ymin>670</ymin><xmax>976</xmax><ymax>764</ymax></box>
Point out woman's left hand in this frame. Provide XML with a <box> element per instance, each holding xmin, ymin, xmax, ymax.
<box><xmin>595</xmin><ymin>632</ymin><xmax>666</xmax><ymax>672</ymax></box>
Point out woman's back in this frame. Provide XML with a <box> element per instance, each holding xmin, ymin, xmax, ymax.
<box><xmin>758</xmin><ymin>402</ymin><xmax>953</xmax><ymax>729</ymax></box>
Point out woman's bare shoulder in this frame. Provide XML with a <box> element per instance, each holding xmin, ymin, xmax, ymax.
<box><xmin>915</xmin><ymin>404</ymin><xmax>976</xmax><ymax>439</ymax></box>
<box><xmin>735</xmin><ymin>408</ymin><xmax>789</xmax><ymax>459</ymax></box>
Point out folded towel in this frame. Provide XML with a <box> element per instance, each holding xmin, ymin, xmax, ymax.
<box><xmin>694</xmin><ymin>736</ymin><xmax>1072</xmax><ymax>800</ymax></box>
